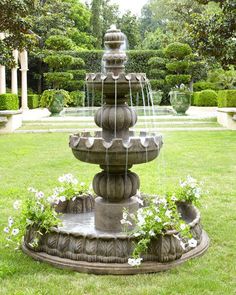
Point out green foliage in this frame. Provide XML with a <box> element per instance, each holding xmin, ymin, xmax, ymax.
<box><xmin>40</xmin><ymin>89</ymin><xmax>71</xmax><ymax>108</ymax></box>
<box><xmin>165</xmin><ymin>74</ymin><xmax>191</xmax><ymax>86</ymax></box>
<box><xmin>43</xmin><ymin>55</ymin><xmax>74</xmax><ymax>70</ymax></box>
<box><xmin>45</xmin><ymin>35</ymin><xmax>75</xmax><ymax>51</ymax></box>
<box><xmin>28</xmin><ymin>94</ymin><xmax>40</xmax><ymax>109</ymax></box>
<box><xmin>194</xmin><ymin>90</ymin><xmax>218</xmax><ymax>106</ymax></box>
<box><xmin>44</xmin><ymin>72</ymin><xmax>73</xmax><ymax>89</ymax></box>
<box><xmin>72</xmin><ymin>57</ymin><xmax>85</xmax><ymax>68</ymax></box>
<box><xmin>192</xmin><ymin>92</ymin><xmax>200</xmax><ymax>105</ymax></box>
<box><xmin>0</xmin><ymin>94</ymin><xmax>19</xmax><ymax>110</ymax></box>
<box><xmin>165</xmin><ymin>42</ymin><xmax>192</xmax><ymax>59</ymax></box>
<box><xmin>69</xmin><ymin>91</ymin><xmax>85</xmax><ymax>107</ymax></box>
<box><xmin>193</xmin><ymin>81</ymin><xmax>216</xmax><ymax>92</ymax></box>
<box><xmin>217</xmin><ymin>90</ymin><xmax>236</xmax><ymax>108</ymax></box>
<box><xmin>148</xmin><ymin>56</ymin><xmax>166</xmax><ymax>69</ymax></box>
<box><xmin>207</xmin><ymin>66</ymin><xmax>236</xmax><ymax>90</ymax></box>
<box><xmin>63</xmin><ymin>80</ymin><xmax>85</xmax><ymax>92</ymax></box>
<box><xmin>149</xmin><ymin>69</ymin><xmax>166</xmax><ymax>79</ymax></box>
<box><xmin>90</xmin><ymin>0</ymin><xmax>103</xmax><ymax>48</ymax></box>
<box><xmin>166</xmin><ymin>61</ymin><xmax>189</xmax><ymax>73</ymax></box>
<box><xmin>150</xmin><ymin>79</ymin><xmax>165</xmax><ymax>90</ymax></box>
<box><xmin>68</xmin><ymin>70</ymin><xmax>86</xmax><ymax>80</ymax></box>
<box><xmin>117</xmin><ymin>11</ymin><xmax>141</xmax><ymax>49</ymax></box>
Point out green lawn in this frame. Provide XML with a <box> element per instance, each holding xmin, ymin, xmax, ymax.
<box><xmin>0</xmin><ymin>131</ymin><xmax>236</xmax><ymax>294</ymax></box>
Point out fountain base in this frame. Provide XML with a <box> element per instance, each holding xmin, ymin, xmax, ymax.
<box><xmin>22</xmin><ymin>201</ymin><xmax>209</xmax><ymax>274</ymax></box>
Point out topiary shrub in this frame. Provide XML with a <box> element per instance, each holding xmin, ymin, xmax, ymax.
<box><xmin>217</xmin><ymin>90</ymin><xmax>236</xmax><ymax>107</ymax></box>
<box><xmin>43</xmin><ymin>55</ymin><xmax>74</xmax><ymax>70</ymax></box>
<box><xmin>44</xmin><ymin>72</ymin><xmax>73</xmax><ymax>89</ymax></box>
<box><xmin>165</xmin><ymin>42</ymin><xmax>192</xmax><ymax>59</ymax></box>
<box><xmin>193</xmin><ymin>81</ymin><xmax>216</xmax><ymax>91</ymax></box>
<box><xmin>149</xmin><ymin>69</ymin><xmax>166</xmax><ymax>79</ymax></box>
<box><xmin>165</xmin><ymin>74</ymin><xmax>191</xmax><ymax>86</ymax></box>
<box><xmin>40</xmin><ymin>89</ymin><xmax>72</xmax><ymax>108</ymax></box>
<box><xmin>68</xmin><ymin>70</ymin><xmax>86</xmax><ymax>80</ymax></box>
<box><xmin>62</xmin><ymin>80</ymin><xmax>85</xmax><ymax>92</ymax></box>
<box><xmin>148</xmin><ymin>57</ymin><xmax>166</xmax><ymax>69</ymax></box>
<box><xmin>166</xmin><ymin>61</ymin><xmax>189</xmax><ymax>73</ymax></box>
<box><xmin>0</xmin><ymin>94</ymin><xmax>19</xmax><ymax>110</ymax></box>
<box><xmin>69</xmin><ymin>91</ymin><xmax>85</xmax><ymax>107</ymax></box>
<box><xmin>45</xmin><ymin>35</ymin><xmax>75</xmax><ymax>51</ymax></box>
<box><xmin>195</xmin><ymin>90</ymin><xmax>218</xmax><ymax>106</ymax></box>
<box><xmin>150</xmin><ymin>79</ymin><xmax>165</xmax><ymax>90</ymax></box>
<box><xmin>28</xmin><ymin>94</ymin><xmax>40</xmax><ymax>109</ymax></box>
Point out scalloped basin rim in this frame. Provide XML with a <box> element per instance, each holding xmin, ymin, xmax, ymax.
<box><xmin>86</xmin><ymin>72</ymin><xmax>147</xmax><ymax>82</ymax></box>
<box><xmin>70</xmin><ymin>131</ymin><xmax>163</xmax><ymax>150</ymax></box>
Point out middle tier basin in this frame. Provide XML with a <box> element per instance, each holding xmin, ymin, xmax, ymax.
<box><xmin>69</xmin><ymin>131</ymin><xmax>163</xmax><ymax>166</ymax></box>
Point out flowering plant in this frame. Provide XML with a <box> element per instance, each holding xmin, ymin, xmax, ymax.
<box><xmin>170</xmin><ymin>84</ymin><xmax>191</xmax><ymax>93</ymax></box>
<box><xmin>3</xmin><ymin>188</ymin><xmax>60</xmax><ymax>248</ymax></box>
<box><xmin>48</xmin><ymin>173</ymin><xmax>91</xmax><ymax>205</ymax></box>
<box><xmin>122</xmin><ymin>176</ymin><xmax>204</xmax><ymax>267</ymax></box>
<box><xmin>3</xmin><ymin>173</ymin><xmax>91</xmax><ymax>248</ymax></box>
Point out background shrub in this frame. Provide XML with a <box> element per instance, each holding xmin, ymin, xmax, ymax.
<box><xmin>194</xmin><ymin>90</ymin><xmax>218</xmax><ymax>106</ymax></box>
<box><xmin>192</xmin><ymin>92</ymin><xmax>200</xmax><ymax>105</ymax></box>
<box><xmin>44</xmin><ymin>72</ymin><xmax>73</xmax><ymax>89</ymax></box>
<box><xmin>193</xmin><ymin>81</ymin><xmax>216</xmax><ymax>91</ymax></box>
<box><xmin>218</xmin><ymin>90</ymin><xmax>236</xmax><ymax>107</ymax></box>
<box><xmin>45</xmin><ymin>35</ymin><xmax>75</xmax><ymax>51</ymax></box>
<box><xmin>0</xmin><ymin>94</ymin><xmax>19</xmax><ymax>110</ymax></box>
<box><xmin>28</xmin><ymin>94</ymin><xmax>40</xmax><ymax>109</ymax></box>
<box><xmin>43</xmin><ymin>55</ymin><xmax>74</xmax><ymax>70</ymax></box>
<box><xmin>69</xmin><ymin>91</ymin><xmax>85</xmax><ymax>106</ymax></box>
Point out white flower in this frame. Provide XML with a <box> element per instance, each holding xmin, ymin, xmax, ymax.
<box><xmin>171</xmin><ymin>195</ymin><xmax>177</xmax><ymax>202</ymax></box>
<box><xmin>155</xmin><ymin>216</ymin><xmax>162</xmax><ymax>223</ymax></box>
<box><xmin>188</xmin><ymin>238</ymin><xmax>197</xmax><ymax>248</ymax></box>
<box><xmin>122</xmin><ymin>212</ymin><xmax>128</xmax><ymax>220</ymax></box>
<box><xmin>72</xmin><ymin>196</ymin><xmax>76</xmax><ymax>201</ymax></box>
<box><xmin>12</xmin><ymin>228</ymin><xmax>19</xmax><ymax>236</ymax></box>
<box><xmin>149</xmin><ymin>230</ymin><xmax>155</xmax><ymax>236</ymax></box>
<box><xmin>136</xmin><ymin>197</ymin><xmax>143</xmax><ymax>206</ymax></box>
<box><xmin>120</xmin><ymin>219</ymin><xmax>132</xmax><ymax>226</ymax></box>
<box><xmin>133</xmin><ymin>232</ymin><xmax>141</xmax><ymax>237</ymax></box>
<box><xmin>128</xmin><ymin>257</ymin><xmax>143</xmax><ymax>267</ymax></box>
<box><xmin>59</xmin><ymin>196</ymin><xmax>66</xmax><ymax>202</ymax></box>
<box><xmin>36</xmin><ymin>191</ymin><xmax>44</xmax><ymax>199</ymax></box>
<box><xmin>13</xmin><ymin>200</ymin><xmax>21</xmax><ymax>210</ymax></box>
<box><xmin>80</xmin><ymin>182</ymin><xmax>85</xmax><ymax>186</ymax></box>
<box><xmin>4</xmin><ymin>227</ymin><xmax>10</xmax><ymax>233</ymax></box>
<box><xmin>180</xmin><ymin>223</ymin><xmax>186</xmax><ymax>230</ymax></box>
<box><xmin>165</xmin><ymin>209</ymin><xmax>172</xmax><ymax>218</ymax></box>
<box><xmin>72</xmin><ymin>179</ymin><xmax>78</xmax><ymax>185</ymax></box>
<box><xmin>26</xmin><ymin>219</ymin><xmax>33</xmax><ymax>225</ymax></box>
<box><xmin>136</xmin><ymin>190</ymin><xmax>141</xmax><ymax>198</ymax></box>
<box><xmin>8</xmin><ymin>217</ymin><xmax>14</xmax><ymax>227</ymax></box>
<box><xmin>180</xmin><ymin>241</ymin><xmax>186</xmax><ymax>250</ymax></box>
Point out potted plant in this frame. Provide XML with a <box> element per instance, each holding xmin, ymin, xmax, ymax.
<box><xmin>40</xmin><ymin>89</ymin><xmax>72</xmax><ymax>114</ymax></box>
<box><xmin>152</xmin><ymin>90</ymin><xmax>163</xmax><ymax>105</ymax></box>
<box><xmin>169</xmin><ymin>84</ymin><xmax>192</xmax><ymax>115</ymax></box>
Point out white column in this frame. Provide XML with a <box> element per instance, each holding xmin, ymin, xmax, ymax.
<box><xmin>11</xmin><ymin>50</ymin><xmax>18</xmax><ymax>94</ymax></box>
<box><xmin>19</xmin><ymin>49</ymin><xmax>29</xmax><ymax>111</ymax></box>
<box><xmin>0</xmin><ymin>33</ymin><xmax>6</xmax><ymax>94</ymax></box>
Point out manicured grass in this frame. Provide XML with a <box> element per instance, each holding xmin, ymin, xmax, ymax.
<box><xmin>0</xmin><ymin>131</ymin><xmax>236</xmax><ymax>294</ymax></box>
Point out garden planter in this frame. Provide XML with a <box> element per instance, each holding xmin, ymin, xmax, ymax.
<box><xmin>48</xmin><ymin>92</ymin><xmax>64</xmax><ymax>114</ymax></box>
<box><xmin>152</xmin><ymin>91</ymin><xmax>163</xmax><ymax>105</ymax></box>
<box><xmin>169</xmin><ymin>91</ymin><xmax>191</xmax><ymax>115</ymax></box>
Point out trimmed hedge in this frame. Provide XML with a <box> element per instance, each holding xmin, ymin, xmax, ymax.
<box><xmin>0</xmin><ymin>94</ymin><xmax>19</xmax><ymax>110</ymax></box>
<box><xmin>28</xmin><ymin>94</ymin><xmax>40</xmax><ymax>109</ymax></box>
<box><xmin>217</xmin><ymin>90</ymin><xmax>236</xmax><ymax>107</ymax></box>
<box><xmin>193</xmin><ymin>81</ymin><xmax>216</xmax><ymax>92</ymax></box>
<box><xmin>194</xmin><ymin>90</ymin><xmax>218</xmax><ymax>106</ymax></box>
<box><xmin>69</xmin><ymin>91</ymin><xmax>85</xmax><ymax>107</ymax></box>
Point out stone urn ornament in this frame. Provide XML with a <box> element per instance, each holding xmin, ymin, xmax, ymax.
<box><xmin>169</xmin><ymin>84</ymin><xmax>192</xmax><ymax>115</ymax></box>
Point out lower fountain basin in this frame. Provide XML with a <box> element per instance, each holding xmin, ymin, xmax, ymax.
<box><xmin>23</xmin><ymin>200</ymin><xmax>209</xmax><ymax>274</ymax></box>
<box><xmin>69</xmin><ymin>131</ymin><xmax>163</xmax><ymax>166</ymax></box>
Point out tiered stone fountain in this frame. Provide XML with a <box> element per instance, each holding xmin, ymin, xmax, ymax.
<box><xmin>23</xmin><ymin>26</ymin><xmax>209</xmax><ymax>274</ymax></box>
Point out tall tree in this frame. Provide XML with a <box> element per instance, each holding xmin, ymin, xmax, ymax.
<box><xmin>189</xmin><ymin>0</ymin><xmax>236</xmax><ymax>66</ymax></box>
<box><xmin>90</xmin><ymin>0</ymin><xmax>103</xmax><ymax>48</ymax></box>
<box><xmin>0</xmin><ymin>0</ymin><xmax>36</xmax><ymax>66</ymax></box>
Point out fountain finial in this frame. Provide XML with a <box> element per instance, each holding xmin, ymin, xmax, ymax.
<box><xmin>103</xmin><ymin>26</ymin><xmax>127</xmax><ymax>75</ymax></box>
